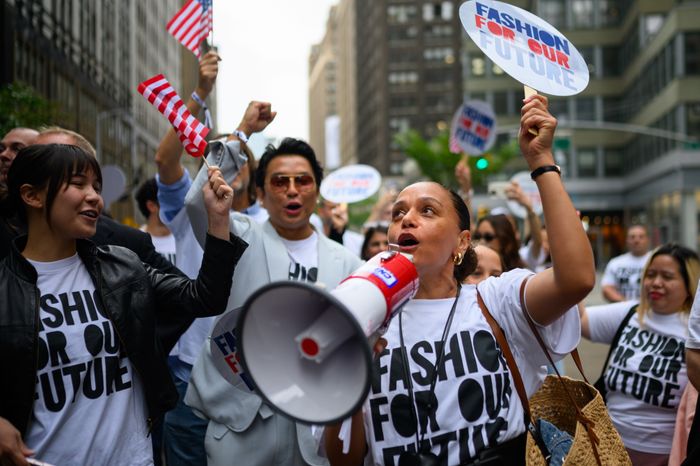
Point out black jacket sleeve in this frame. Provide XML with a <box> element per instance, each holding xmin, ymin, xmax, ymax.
<box><xmin>93</xmin><ymin>215</ymin><xmax>186</xmax><ymax>277</ymax></box>
<box><xmin>148</xmin><ymin>233</ymin><xmax>247</xmax><ymax>352</ymax></box>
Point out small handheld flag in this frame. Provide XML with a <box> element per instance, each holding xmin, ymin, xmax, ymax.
<box><xmin>138</xmin><ymin>74</ymin><xmax>210</xmax><ymax>158</ymax></box>
<box><xmin>167</xmin><ymin>0</ymin><xmax>213</xmax><ymax>58</ymax></box>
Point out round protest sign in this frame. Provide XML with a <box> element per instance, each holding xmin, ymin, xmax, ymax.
<box><xmin>320</xmin><ymin>164</ymin><xmax>382</xmax><ymax>204</ymax></box>
<box><xmin>507</xmin><ymin>171</ymin><xmax>543</xmax><ymax>218</ymax></box>
<box><xmin>210</xmin><ymin>311</ymin><xmax>256</xmax><ymax>391</ymax></box>
<box><xmin>450</xmin><ymin>100</ymin><xmax>497</xmax><ymax>155</ymax></box>
<box><xmin>101</xmin><ymin>165</ymin><xmax>126</xmax><ymax>210</ymax></box>
<box><xmin>459</xmin><ymin>0</ymin><xmax>589</xmax><ymax>96</ymax></box>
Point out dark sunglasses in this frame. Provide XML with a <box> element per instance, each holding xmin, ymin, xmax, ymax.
<box><xmin>473</xmin><ymin>232</ymin><xmax>496</xmax><ymax>242</ymax></box>
<box><xmin>268</xmin><ymin>174</ymin><xmax>315</xmax><ymax>192</ymax></box>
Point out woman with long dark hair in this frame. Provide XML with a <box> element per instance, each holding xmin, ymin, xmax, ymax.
<box><xmin>473</xmin><ymin>214</ymin><xmax>526</xmax><ymax>271</ymax></box>
<box><xmin>0</xmin><ymin>144</ymin><xmax>245</xmax><ymax>465</ymax></box>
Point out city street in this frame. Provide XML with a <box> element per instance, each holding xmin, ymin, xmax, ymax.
<box><xmin>564</xmin><ymin>272</ymin><xmax>609</xmax><ymax>380</ymax></box>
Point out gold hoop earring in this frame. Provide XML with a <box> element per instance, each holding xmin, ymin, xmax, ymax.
<box><xmin>453</xmin><ymin>251</ymin><xmax>463</xmax><ymax>265</ymax></box>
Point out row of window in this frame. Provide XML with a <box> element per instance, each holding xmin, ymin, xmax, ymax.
<box><xmin>537</xmin><ymin>0</ymin><xmax>630</xmax><ymax>30</ymax></box>
<box><xmin>387</xmin><ymin>2</ymin><xmax>455</xmax><ymax>24</ymax></box>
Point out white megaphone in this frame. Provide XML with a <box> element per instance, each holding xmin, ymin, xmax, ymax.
<box><xmin>234</xmin><ymin>250</ymin><xmax>419</xmax><ymax>425</ymax></box>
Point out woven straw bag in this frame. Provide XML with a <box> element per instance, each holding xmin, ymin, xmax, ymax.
<box><xmin>477</xmin><ymin>280</ymin><xmax>631</xmax><ymax>466</ymax></box>
<box><xmin>525</xmin><ymin>375</ymin><xmax>630</xmax><ymax>465</ymax></box>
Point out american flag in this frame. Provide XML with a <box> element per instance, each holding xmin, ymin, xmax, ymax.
<box><xmin>138</xmin><ymin>74</ymin><xmax>210</xmax><ymax>157</ymax></box>
<box><xmin>166</xmin><ymin>0</ymin><xmax>213</xmax><ymax>58</ymax></box>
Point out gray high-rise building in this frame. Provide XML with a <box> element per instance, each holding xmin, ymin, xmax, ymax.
<box><xmin>355</xmin><ymin>0</ymin><xmax>464</xmax><ymax>175</ymax></box>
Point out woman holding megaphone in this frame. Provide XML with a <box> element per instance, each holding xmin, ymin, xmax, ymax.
<box><xmin>324</xmin><ymin>95</ymin><xmax>595</xmax><ymax>466</ymax></box>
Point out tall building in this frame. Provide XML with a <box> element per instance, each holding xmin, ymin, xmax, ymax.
<box><xmin>336</xmin><ymin>0</ymin><xmax>358</xmax><ymax>167</ymax></box>
<box><xmin>355</xmin><ymin>0</ymin><xmax>464</xmax><ymax>175</ymax></box>
<box><xmin>0</xmin><ymin>0</ymin><xmax>215</xmax><ymax>220</ymax></box>
<box><xmin>309</xmin><ymin>6</ymin><xmax>340</xmax><ymax>168</ymax></box>
<box><xmin>463</xmin><ymin>0</ymin><xmax>700</xmax><ymax>257</ymax></box>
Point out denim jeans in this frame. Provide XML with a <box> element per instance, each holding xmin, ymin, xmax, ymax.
<box><xmin>163</xmin><ymin>362</ymin><xmax>208</xmax><ymax>466</ymax></box>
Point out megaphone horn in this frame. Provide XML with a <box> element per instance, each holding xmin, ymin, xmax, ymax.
<box><xmin>235</xmin><ymin>251</ymin><xmax>419</xmax><ymax>425</ymax></box>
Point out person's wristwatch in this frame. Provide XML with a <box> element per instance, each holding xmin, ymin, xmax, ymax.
<box><xmin>233</xmin><ymin>130</ymin><xmax>249</xmax><ymax>144</ymax></box>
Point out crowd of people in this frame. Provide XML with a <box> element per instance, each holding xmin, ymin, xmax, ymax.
<box><xmin>0</xmin><ymin>50</ymin><xmax>699</xmax><ymax>466</ymax></box>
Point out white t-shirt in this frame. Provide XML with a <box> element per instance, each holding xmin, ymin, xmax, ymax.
<box><xmin>688</xmin><ymin>279</ymin><xmax>700</xmax><ymax>350</ymax></box>
<box><xmin>140</xmin><ymin>226</ymin><xmax>177</xmax><ymax>265</ymax></box>
<box><xmin>151</xmin><ymin>233</ymin><xmax>177</xmax><ymax>265</ymax></box>
<box><xmin>518</xmin><ymin>243</ymin><xmax>548</xmax><ymax>272</ymax></box>
<box><xmin>601</xmin><ymin>252</ymin><xmax>651</xmax><ymax>301</ymax></box>
<box><xmin>363</xmin><ymin>269</ymin><xmax>580</xmax><ymax>465</ymax></box>
<box><xmin>25</xmin><ymin>254</ymin><xmax>152</xmax><ymax>466</ymax></box>
<box><xmin>281</xmin><ymin>232</ymin><xmax>319</xmax><ymax>283</ymax></box>
<box><xmin>587</xmin><ymin>301</ymin><xmax>688</xmax><ymax>454</ymax></box>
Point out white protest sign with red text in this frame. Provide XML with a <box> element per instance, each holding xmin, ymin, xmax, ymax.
<box><xmin>320</xmin><ymin>165</ymin><xmax>382</xmax><ymax>204</ymax></box>
<box><xmin>450</xmin><ymin>100</ymin><xmax>497</xmax><ymax>155</ymax></box>
<box><xmin>460</xmin><ymin>1</ymin><xmax>589</xmax><ymax>96</ymax></box>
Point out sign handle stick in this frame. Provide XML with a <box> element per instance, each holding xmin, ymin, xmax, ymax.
<box><xmin>523</xmin><ymin>86</ymin><xmax>539</xmax><ymax>136</ymax></box>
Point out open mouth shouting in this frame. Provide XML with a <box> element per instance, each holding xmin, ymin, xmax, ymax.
<box><xmin>397</xmin><ymin>233</ymin><xmax>419</xmax><ymax>252</ymax></box>
<box><xmin>284</xmin><ymin>201</ymin><xmax>303</xmax><ymax>217</ymax></box>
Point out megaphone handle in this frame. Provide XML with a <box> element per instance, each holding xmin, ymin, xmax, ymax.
<box><xmin>523</xmin><ymin>86</ymin><xmax>539</xmax><ymax>136</ymax></box>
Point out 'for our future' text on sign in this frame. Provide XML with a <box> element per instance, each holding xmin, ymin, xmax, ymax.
<box><xmin>450</xmin><ymin>100</ymin><xmax>497</xmax><ymax>155</ymax></box>
<box><xmin>460</xmin><ymin>1</ymin><xmax>589</xmax><ymax>96</ymax></box>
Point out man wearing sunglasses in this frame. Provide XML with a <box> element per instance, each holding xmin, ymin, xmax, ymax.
<box><xmin>182</xmin><ymin>100</ymin><xmax>362</xmax><ymax>466</ymax></box>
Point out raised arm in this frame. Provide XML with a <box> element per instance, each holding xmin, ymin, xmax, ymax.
<box><xmin>506</xmin><ymin>180</ymin><xmax>543</xmax><ymax>258</ymax></box>
<box><xmin>520</xmin><ymin>95</ymin><xmax>595</xmax><ymax>325</ymax></box>
<box><xmin>151</xmin><ymin>168</ymin><xmax>246</xmax><ymax>317</ymax></box>
<box><xmin>155</xmin><ymin>50</ymin><xmax>220</xmax><ymax>184</ymax></box>
<box><xmin>185</xmin><ymin>101</ymin><xmax>276</xmax><ymax>248</ymax></box>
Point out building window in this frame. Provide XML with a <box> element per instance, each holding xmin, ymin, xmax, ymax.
<box><xmin>538</xmin><ymin>0</ymin><xmax>565</xmax><ymax>28</ymax></box>
<box><xmin>686</xmin><ymin>32</ymin><xmax>700</xmax><ymax>75</ymax></box>
<box><xmin>603</xmin><ymin>97</ymin><xmax>623</xmax><ymax>122</ymax></box>
<box><xmin>576</xmin><ymin>149</ymin><xmax>597</xmax><ymax>177</ymax></box>
<box><xmin>687</xmin><ymin>103</ymin><xmax>700</xmax><ymax>136</ymax></box>
<box><xmin>388</xmin><ymin>71</ymin><xmax>419</xmax><ymax>85</ymax></box>
<box><xmin>571</xmin><ymin>0</ymin><xmax>594</xmax><ymax>29</ymax></box>
<box><xmin>598</xmin><ymin>0</ymin><xmax>622</xmax><ymax>27</ymax></box>
<box><xmin>576</xmin><ymin>97</ymin><xmax>596</xmax><ymax>121</ymax></box>
<box><xmin>388</xmin><ymin>5</ymin><xmax>417</xmax><ymax>23</ymax></box>
<box><xmin>471</xmin><ymin>57</ymin><xmax>485</xmax><ymax>76</ymax></box>
<box><xmin>424</xmin><ymin>47</ymin><xmax>454</xmax><ymax>61</ymax></box>
<box><xmin>493</xmin><ymin>91</ymin><xmax>508</xmax><ymax>115</ymax></box>
<box><xmin>602</xmin><ymin>46</ymin><xmax>620</xmax><ymax>77</ymax></box>
<box><xmin>549</xmin><ymin>98</ymin><xmax>568</xmax><ymax>120</ymax></box>
<box><xmin>603</xmin><ymin>148</ymin><xmax>623</xmax><ymax>176</ymax></box>
<box><xmin>641</xmin><ymin>14</ymin><xmax>665</xmax><ymax>45</ymax></box>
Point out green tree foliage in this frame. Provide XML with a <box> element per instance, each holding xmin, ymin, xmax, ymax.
<box><xmin>0</xmin><ymin>82</ymin><xmax>58</xmax><ymax>136</ymax></box>
<box><xmin>394</xmin><ymin>129</ymin><xmax>519</xmax><ymax>189</ymax></box>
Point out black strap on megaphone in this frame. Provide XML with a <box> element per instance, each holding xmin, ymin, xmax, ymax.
<box><xmin>397</xmin><ymin>281</ymin><xmax>461</xmax><ymax>466</ymax></box>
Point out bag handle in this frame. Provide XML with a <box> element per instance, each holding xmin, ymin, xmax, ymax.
<box><xmin>476</xmin><ymin>285</ymin><xmax>551</xmax><ymax>461</ymax></box>
<box><xmin>516</xmin><ymin>277</ymin><xmax>603</xmax><ymax>466</ymax></box>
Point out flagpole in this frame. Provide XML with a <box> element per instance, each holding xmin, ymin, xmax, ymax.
<box><xmin>210</xmin><ymin>0</ymin><xmax>215</xmax><ymax>51</ymax></box>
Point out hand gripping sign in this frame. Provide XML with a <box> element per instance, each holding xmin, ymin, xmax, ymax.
<box><xmin>320</xmin><ymin>164</ymin><xmax>382</xmax><ymax>204</ymax></box>
<box><xmin>459</xmin><ymin>1</ymin><xmax>589</xmax><ymax>97</ymax></box>
<box><xmin>450</xmin><ymin>100</ymin><xmax>498</xmax><ymax>155</ymax></box>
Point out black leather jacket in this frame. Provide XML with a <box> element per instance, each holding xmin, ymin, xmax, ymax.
<box><xmin>0</xmin><ymin>233</ymin><xmax>247</xmax><ymax>436</ymax></box>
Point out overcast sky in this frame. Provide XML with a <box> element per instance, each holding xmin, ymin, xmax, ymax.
<box><xmin>212</xmin><ymin>0</ymin><xmax>338</xmax><ymax>144</ymax></box>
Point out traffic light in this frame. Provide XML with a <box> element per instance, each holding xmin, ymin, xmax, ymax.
<box><xmin>475</xmin><ymin>157</ymin><xmax>489</xmax><ymax>170</ymax></box>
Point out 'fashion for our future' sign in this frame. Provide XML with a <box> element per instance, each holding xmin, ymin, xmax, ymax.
<box><xmin>320</xmin><ymin>164</ymin><xmax>382</xmax><ymax>204</ymax></box>
<box><xmin>450</xmin><ymin>100</ymin><xmax>497</xmax><ymax>156</ymax></box>
<box><xmin>459</xmin><ymin>1</ymin><xmax>589</xmax><ymax>96</ymax></box>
